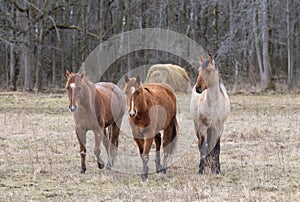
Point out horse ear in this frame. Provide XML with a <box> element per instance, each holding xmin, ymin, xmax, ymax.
<box><xmin>208</xmin><ymin>54</ymin><xmax>214</xmax><ymax>64</ymax></box>
<box><xmin>136</xmin><ymin>75</ymin><xmax>141</xmax><ymax>84</ymax></box>
<box><xmin>80</xmin><ymin>71</ymin><xmax>85</xmax><ymax>79</ymax></box>
<box><xmin>199</xmin><ymin>56</ymin><xmax>205</xmax><ymax>64</ymax></box>
<box><xmin>124</xmin><ymin>75</ymin><xmax>129</xmax><ymax>83</ymax></box>
<box><xmin>66</xmin><ymin>70</ymin><xmax>70</xmax><ymax>78</ymax></box>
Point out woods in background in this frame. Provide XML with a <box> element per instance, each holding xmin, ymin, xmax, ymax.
<box><xmin>0</xmin><ymin>0</ymin><xmax>299</xmax><ymax>92</ymax></box>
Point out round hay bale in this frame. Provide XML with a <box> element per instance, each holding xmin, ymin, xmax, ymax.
<box><xmin>144</xmin><ymin>64</ymin><xmax>191</xmax><ymax>93</ymax></box>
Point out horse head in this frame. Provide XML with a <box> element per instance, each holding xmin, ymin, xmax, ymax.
<box><xmin>65</xmin><ymin>70</ymin><xmax>85</xmax><ymax>112</ymax></box>
<box><xmin>124</xmin><ymin>75</ymin><xmax>142</xmax><ymax>114</ymax></box>
<box><xmin>195</xmin><ymin>54</ymin><xmax>219</xmax><ymax>93</ymax></box>
<box><xmin>127</xmin><ymin>86</ymin><xmax>148</xmax><ymax>118</ymax></box>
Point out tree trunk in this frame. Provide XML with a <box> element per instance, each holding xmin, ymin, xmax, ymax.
<box><xmin>9</xmin><ymin>5</ymin><xmax>17</xmax><ymax>91</ymax></box>
<box><xmin>81</xmin><ymin>0</ymin><xmax>88</xmax><ymax>62</ymax></box>
<box><xmin>286</xmin><ymin>0</ymin><xmax>293</xmax><ymax>88</ymax></box>
<box><xmin>52</xmin><ymin>36</ymin><xmax>56</xmax><ymax>86</ymax></box>
<box><xmin>35</xmin><ymin>44</ymin><xmax>43</xmax><ymax>92</ymax></box>
<box><xmin>233</xmin><ymin>60</ymin><xmax>239</xmax><ymax>93</ymax></box>
<box><xmin>260</xmin><ymin>0</ymin><xmax>271</xmax><ymax>90</ymax></box>
<box><xmin>24</xmin><ymin>45</ymin><xmax>33</xmax><ymax>91</ymax></box>
<box><xmin>9</xmin><ymin>43</ymin><xmax>17</xmax><ymax>91</ymax></box>
<box><xmin>213</xmin><ymin>3</ymin><xmax>219</xmax><ymax>53</ymax></box>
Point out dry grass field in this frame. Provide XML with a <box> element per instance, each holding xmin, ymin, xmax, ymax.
<box><xmin>0</xmin><ymin>91</ymin><xmax>299</xmax><ymax>201</ymax></box>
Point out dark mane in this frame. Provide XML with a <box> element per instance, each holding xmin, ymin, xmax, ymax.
<box><xmin>143</xmin><ymin>87</ymin><xmax>152</xmax><ymax>95</ymax></box>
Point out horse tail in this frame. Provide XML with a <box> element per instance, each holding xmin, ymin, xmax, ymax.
<box><xmin>169</xmin><ymin>117</ymin><xmax>178</xmax><ymax>154</ymax></box>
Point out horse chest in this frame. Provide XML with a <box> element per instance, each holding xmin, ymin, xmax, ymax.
<box><xmin>130</xmin><ymin>116</ymin><xmax>151</xmax><ymax>128</ymax></box>
<box><xmin>73</xmin><ymin>108</ymin><xmax>99</xmax><ymax>130</ymax></box>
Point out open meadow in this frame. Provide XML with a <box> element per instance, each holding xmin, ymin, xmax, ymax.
<box><xmin>0</xmin><ymin>91</ymin><xmax>299</xmax><ymax>201</ymax></box>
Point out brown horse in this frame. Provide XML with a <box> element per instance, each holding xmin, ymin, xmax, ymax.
<box><xmin>190</xmin><ymin>54</ymin><xmax>230</xmax><ymax>174</ymax></box>
<box><xmin>124</xmin><ymin>75</ymin><xmax>178</xmax><ymax>181</ymax></box>
<box><xmin>66</xmin><ymin>71</ymin><xmax>125</xmax><ymax>173</ymax></box>
<box><xmin>124</xmin><ymin>75</ymin><xmax>163</xmax><ymax>174</ymax></box>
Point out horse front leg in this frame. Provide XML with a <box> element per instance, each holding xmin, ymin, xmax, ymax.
<box><xmin>93</xmin><ymin>128</ymin><xmax>105</xmax><ymax>169</ymax></box>
<box><xmin>76</xmin><ymin>127</ymin><xmax>87</xmax><ymax>173</ymax></box>
<box><xmin>198</xmin><ymin>125</ymin><xmax>210</xmax><ymax>174</ymax></box>
<box><xmin>198</xmin><ymin>135</ymin><xmax>206</xmax><ymax>174</ymax></box>
<box><xmin>141</xmin><ymin>137</ymin><xmax>154</xmax><ymax>182</ymax></box>
<box><xmin>211</xmin><ymin>138</ymin><xmax>221</xmax><ymax>174</ymax></box>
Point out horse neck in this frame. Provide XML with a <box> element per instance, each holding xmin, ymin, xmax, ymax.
<box><xmin>207</xmin><ymin>79</ymin><xmax>221</xmax><ymax>103</ymax></box>
<box><xmin>136</xmin><ymin>89</ymin><xmax>150</xmax><ymax>115</ymax></box>
<box><xmin>79</xmin><ymin>79</ymin><xmax>96</xmax><ymax>111</ymax></box>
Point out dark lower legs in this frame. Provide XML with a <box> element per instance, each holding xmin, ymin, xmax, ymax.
<box><xmin>199</xmin><ymin>137</ymin><xmax>221</xmax><ymax>175</ymax></box>
<box><xmin>154</xmin><ymin>133</ymin><xmax>162</xmax><ymax>173</ymax></box>
<box><xmin>211</xmin><ymin>139</ymin><xmax>221</xmax><ymax>174</ymax></box>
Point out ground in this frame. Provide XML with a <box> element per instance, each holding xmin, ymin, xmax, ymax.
<box><xmin>0</xmin><ymin>91</ymin><xmax>299</xmax><ymax>201</ymax></box>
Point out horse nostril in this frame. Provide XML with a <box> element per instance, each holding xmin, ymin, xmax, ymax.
<box><xmin>128</xmin><ymin>110</ymin><xmax>135</xmax><ymax>117</ymax></box>
<box><xmin>196</xmin><ymin>87</ymin><xmax>202</xmax><ymax>94</ymax></box>
<box><xmin>69</xmin><ymin>105</ymin><xmax>77</xmax><ymax>112</ymax></box>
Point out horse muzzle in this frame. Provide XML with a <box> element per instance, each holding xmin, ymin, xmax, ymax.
<box><xmin>69</xmin><ymin>105</ymin><xmax>77</xmax><ymax>112</ymax></box>
<box><xmin>128</xmin><ymin>109</ymin><xmax>136</xmax><ymax>117</ymax></box>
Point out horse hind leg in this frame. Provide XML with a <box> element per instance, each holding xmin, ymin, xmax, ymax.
<box><xmin>103</xmin><ymin>127</ymin><xmax>110</xmax><ymax>156</ymax></box>
<box><xmin>94</xmin><ymin>129</ymin><xmax>105</xmax><ymax>169</ymax></box>
<box><xmin>106</xmin><ymin>121</ymin><xmax>121</xmax><ymax>170</ymax></box>
<box><xmin>154</xmin><ymin>133</ymin><xmax>162</xmax><ymax>173</ymax></box>
<box><xmin>161</xmin><ymin>120</ymin><xmax>177</xmax><ymax>175</ymax></box>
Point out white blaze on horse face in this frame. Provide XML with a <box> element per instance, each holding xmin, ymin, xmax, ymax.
<box><xmin>129</xmin><ymin>95</ymin><xmax>135</xmax><ymax>117</ymax></box>
<box><xmin>70</xmin><ymin>83</ymin><xmax>76</xmax><ymax>89</ymax></box>
<box><xmin>70</xmin><ymin>82</ymin><xmax>77</xmax><ymax>112</ymax></box>
<box><xmin>130</xmin><ymin>87</ymin><xmax>136</xmax><ymax>95</ymax></box>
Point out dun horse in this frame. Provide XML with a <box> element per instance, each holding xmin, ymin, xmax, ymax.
<box><xmin>66</xmin><ymin>71</ymin><xmax>125</xmax><ymax>173</ymax></box>
<box><xmin>124</xmin><ymin>75</ymin><xmax>178</xmax><ymax>181</ymax></box>
<box><xmin>190</xmin><ymin>55</ymin><xmax>230</xmax><ymax>174</ymax></box>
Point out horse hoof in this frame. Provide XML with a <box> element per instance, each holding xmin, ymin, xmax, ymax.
<box><xmin>160</xmin><ymin>168</ymin><xmax>167</xmax><ymax>174</ymax></box>
<box><xmin>156</xmin><ymin>165</ymin><xmax>162</xmax><ymax>173</ymax></box>
<box><xmin>106</xmin><ymin>163</ymin><xmax>112</xmax><ymax>170</ymax></box>
<box><xmin>141</xmin><ymin>173</ymin><xmax>148</xmax><ymax>182</ymax></box>
<box><xmin>198</xmin><ymin>168</ymin><xmax>204</xmax><ymax>175</ymax></box>
<box><xmin>80</xmin><ymin>168</ymin><xmax>86</xmax><ymax>174</ymax></box>
<box><xmin>212</xmin><ymin>169</ymin><xmax>221</xmax><ymax>174</ymax></box>
<box><xmin>98</xmin><ymin>162</ymin><xmax>105</xmax><ymax>169</ymax></box>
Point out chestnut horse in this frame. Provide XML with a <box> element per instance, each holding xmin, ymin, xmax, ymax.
<box><xmin>190</xmin><ymin>55</ymin><xmax>230</xmax><ymax>174</ymax></box>
<box><xmin>66</xmin><ymin>71</ymin><xmax>125</xmax><ymax>173</ymax></box>
<box><xmin>124</xmin><ymin>75</ymin><xmax>163</xmax><ymax>174</ymax></box>
<box><xmin>124</xmin><ymin>75</ymin><xmax>178</xmax><ymax>181</ymax></box>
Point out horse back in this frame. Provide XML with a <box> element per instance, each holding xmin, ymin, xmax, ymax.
<box><xmin>143</xmin><ymin>83</ymin><xmax>176</xmax><ymax>116</ymax></box>
<box><xmin>94</xmin><ymin>82</ymin><xmax>125</xmax><ymax>126</ymax></box>
<box><xmin>144</xmin><ymin>83</ymin><xmax>176</xmax><ymax>101</ymax></box>
<box><xmin>144</xmin><ymin>83</ymin><xmax>174</xmax><ymax>94</ymax></box>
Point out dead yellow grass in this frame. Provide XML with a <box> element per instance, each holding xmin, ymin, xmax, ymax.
<box><xmin>0</xmin><ymin>91</ymin><xmax>299</xmax><ymax>201</ymax></box>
